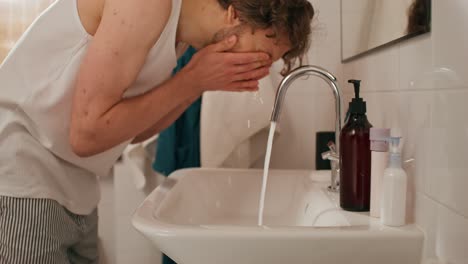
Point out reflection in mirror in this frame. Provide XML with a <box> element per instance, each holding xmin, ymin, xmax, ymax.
<box><xmin>341</xmin><ymin>0</ymin><xmax>431</xmax><ymax>62</ymax></box>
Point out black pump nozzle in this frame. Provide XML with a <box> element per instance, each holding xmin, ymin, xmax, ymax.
<box><xmin>348</xmin><ymin>80</ymin><xmax>361</xmax><ymax>99</ymax></box>
<box><xmin>347</xmin><ymin>79</ymin><xmax>367</xmax><ymax>115</ymax></box>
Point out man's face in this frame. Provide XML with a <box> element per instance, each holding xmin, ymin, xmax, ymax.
<box><xmin>213</xmin><ymin>25</ymin><xmax>291</xmax><ymax>62</ymax></box>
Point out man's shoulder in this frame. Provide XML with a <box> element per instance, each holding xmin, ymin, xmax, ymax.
<box><xmin>105</xmin><ymin>0</ymin><xmax>173</xmax><ymax>33</ymax></box>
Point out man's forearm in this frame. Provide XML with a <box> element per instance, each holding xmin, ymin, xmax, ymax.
<box><xmin>72</xmin><ymin>72</ymin><xmax>200</xmax><ymax>156</ymax></box>
<box><xmin>131</xmin><ymin>93</ymin><xmax>201</xmax><ymax>144</ymax></box>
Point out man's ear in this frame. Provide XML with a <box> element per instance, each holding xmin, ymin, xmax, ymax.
<box><xmin>225</xmin><ymin>5</ymin><xmax>241</xmax><ymax>26</ymax></box>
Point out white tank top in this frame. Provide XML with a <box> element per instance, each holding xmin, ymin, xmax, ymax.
<box><xmin>0</xmin><ymin>0</ymin><xmax>181</xmax><ymax>214</ymax></box>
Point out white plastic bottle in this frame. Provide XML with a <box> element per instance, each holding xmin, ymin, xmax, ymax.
<box><xmin>370</xmin><ymin>128</ymin><xmax>390</xmax><ymax>218</ymax></box>
<box><xmin>381</xmin><ymin>137</ymin><xmax>407</xmax><ymax>227</ymax></box>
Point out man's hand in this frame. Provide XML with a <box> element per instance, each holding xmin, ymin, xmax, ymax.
<box><xmin>180</xmin><ymin>36</ymin><xmax>272</xmax><ymax>92</ymax></box>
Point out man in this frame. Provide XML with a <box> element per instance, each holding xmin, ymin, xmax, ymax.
<box><xmin>0</xmin><ymin>0</ymin><xmax>314</xmax><ymax>262</ymax></box>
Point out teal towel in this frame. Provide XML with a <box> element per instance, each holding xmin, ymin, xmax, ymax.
<box><xmin>153</xmin><ymin>46</ymin><xmax>199</xmax><ymax>264</ymax></box>
<box><xmin>153</xmin><ymin>46</ymin><xmax>200</xmax><ymax>176</ymax></box>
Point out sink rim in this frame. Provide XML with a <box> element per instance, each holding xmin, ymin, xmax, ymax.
<box><xmin>132</xmin><ymin>168</ymin><xmax>423</xmax><ymax>238</ymax></box>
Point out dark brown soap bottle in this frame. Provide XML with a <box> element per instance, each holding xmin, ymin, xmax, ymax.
<box><xmin>340</xmin><ymin>80</ymin><xmax>372</xmax><ymax>211</ymax></box>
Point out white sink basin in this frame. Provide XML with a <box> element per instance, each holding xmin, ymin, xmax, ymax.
<box><xmin>132</xmin><ymin>169</ymin><xmax>423</xmax><ymax>264</ymax></box>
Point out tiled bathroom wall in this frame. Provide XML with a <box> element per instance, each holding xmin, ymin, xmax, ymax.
<box><xmin>279</xmin><ymin>0</ymin><xmax>468</xmax><ymax>263</ymax></box>
<box><xmin>342</xmin><ymin>0</ymin><xmax>468</xmax><ymax>262</ymax></box>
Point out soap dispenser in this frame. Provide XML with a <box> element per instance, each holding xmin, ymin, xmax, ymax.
<box><xmin>340</xmin><ymin>80</ymin><xmax>373</xmax><ymax>211</ymax></box>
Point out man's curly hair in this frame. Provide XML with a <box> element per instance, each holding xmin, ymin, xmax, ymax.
<box><xmin>217</xmin><ymin>0</ymin><xmax>315</xmax><ymax>75</ymax></box>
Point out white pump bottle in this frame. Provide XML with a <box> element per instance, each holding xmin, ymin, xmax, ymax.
<box><xmin>381</xmin><ymin>137</ymin><xmax>407</xmax><ymax>227</ymax></box>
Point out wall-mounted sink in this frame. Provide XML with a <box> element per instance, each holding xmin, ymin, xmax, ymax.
<box><xmin>132</xmin><ymin>169</ymin><xmax>423</xmax><ymax>264</ymax></box>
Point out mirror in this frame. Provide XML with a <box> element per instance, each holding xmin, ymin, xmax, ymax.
<box><xmin>341</xmin><ymin>0</ymin><xmax>431</xmax><ymax>62</ymax></box>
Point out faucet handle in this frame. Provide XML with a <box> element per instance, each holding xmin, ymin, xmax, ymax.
<box><xmin>327</xmin><ymin>141</ymin><xmax>336</xmax><ymax>153</ymax></box>
<box><xmin>322</xmin><ymin>141</ymin><xmax>340</xmax><ymax>192</ymax></box>
<box><xmin>322</xmin><ymin>141</ymin><xmax>339</xmax><ymax>161</ymax></box>
<box><xmin>321</xmin><ymin>151</ymin><xmax>339</xmax><ymax>162</ymax></box>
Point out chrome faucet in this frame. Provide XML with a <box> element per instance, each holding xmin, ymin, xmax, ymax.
<box><xmin>270</xmin><ymin>65</ymin><xmax>343</xmax><ymax>192</ymax></box>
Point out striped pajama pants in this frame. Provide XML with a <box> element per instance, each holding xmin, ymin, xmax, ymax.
<box><xmin>0</xmin><ymin>196</ymin><xmax>98</xmax><ymax>264</ymax></box>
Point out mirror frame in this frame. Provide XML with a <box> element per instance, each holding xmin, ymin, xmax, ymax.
<box><xmin>341</xmin><ymin>0</ymin><xmax>432</xmax><ymax>63</ymax></box>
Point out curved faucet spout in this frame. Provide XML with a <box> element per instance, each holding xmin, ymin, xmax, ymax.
<box><xmin>270</xmin><ymin>65</ymin><xmax>343</xmax><ymax>191</ymax></box>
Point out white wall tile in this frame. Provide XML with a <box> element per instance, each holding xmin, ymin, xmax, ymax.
<box><xmin>402</xmin><ymin>92</ymin><xmax>434</xmax><ymax>194</ymax></box>
<box><xmin>423</xmin><ymin>90</ymin><xmax>468</xmax><ymax>218</ymax></box>
<box><xmin>342</xmin><ymin>45</ymin><xmax>400</xmax><ymax>92</ymax></box>
<box><xmin>432</xmin><ymin>0</ymin><xmax>468</xmax><ymax>90</ymax></box>
<box><xmin>399</xmin><ymin>34</ymin><xmax>435</xmax><ymax>91</ymax></box>
<box><xmin>435</xmin><ymin>204</ymin><xmax>468</xmax><ymax>264</ymax></box>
